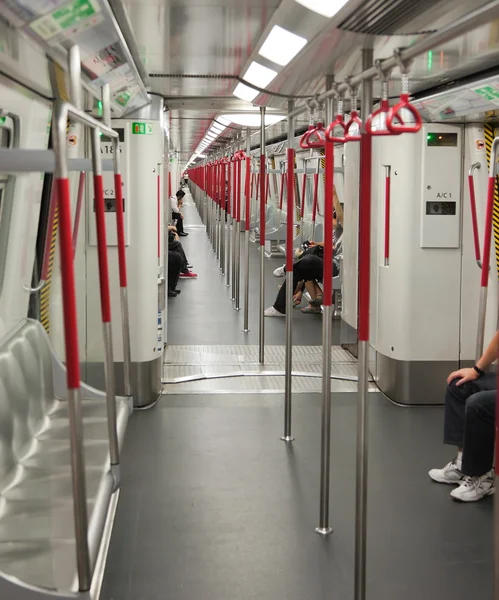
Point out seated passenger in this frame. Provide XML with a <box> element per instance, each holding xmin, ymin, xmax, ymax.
<box><xmin>429</xmin><ymin>331</ymin><xmax>498</xmax><ymax>502</ymax></box>
<box><xmin>168</xmin><ymin>226</ymin><xmax>197</xmax><ymax>279</ymax></box>
<box><xmin>168</xmin><ymin>251</ymin><xmax>183</xmax><ymax>297</ymax></box>
<box><xmin>171</xmin><ymin>189</ymin><xmax>188</xmax><ymax>236</ymax></box>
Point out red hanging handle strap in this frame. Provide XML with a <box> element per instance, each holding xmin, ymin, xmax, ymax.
<box><xmin>386</xmin><ymin>95</ymin><xmax>422</xmax><ymax>134</ymax></box>
<box><xmin>300</xmin><ymin>123</ymin><xmax>326</xmax><ymax>148</ymax></box>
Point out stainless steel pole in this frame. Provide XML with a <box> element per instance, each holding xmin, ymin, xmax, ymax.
<box><xmin>354</xmin><ymin>48</ymin><xmax>374</xmax><ymax>600</ymax></box>
<box><xmin>243</xmin><ymin>128</ymin><xmax>251</xmax><ymax>332</ymax></box>
<box><xmin>259</xmin><ymin>106</ymin><xmax>266</xmax><ymax>363</ymax></box>
<box><xmin>316</xmin><ymin>76</ymin><xmax>335</xmax><ymax>536</ymax></box>
<box><xmin>282</xmin><ymin>99</ymin><xmax>295</xmax><ymax>442</ymax></box>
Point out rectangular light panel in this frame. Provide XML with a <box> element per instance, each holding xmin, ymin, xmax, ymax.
<box><xmin>294</xmin><ymin>0</ymin><xmax>349</xmax><ymax>17</ymax></box>
<box><xmin>233</xmin><ymin>82</ymin><xmax>259</xmax><ymax>102</ymax></box>
<box><xmin>244</xmin><ymin>61</ymin><xmax>277</xmax><ymax>88</ymax></box>
<box><xmin>258</xmin><ymin>25</ymin><xmax>307</xmax><ymax>67</ymax></box>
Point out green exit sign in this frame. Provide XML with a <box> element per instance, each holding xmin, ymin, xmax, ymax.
<box><xmin>132</xmin><ymin>122</ymin><xmax>153</xmax><ymax>135</ymax></box>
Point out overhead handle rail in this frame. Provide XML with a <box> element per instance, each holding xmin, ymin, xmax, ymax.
<box><xmin>386</xmin><ymin>52</ymin><xmax>422</xmax><ymax>134</ymax></box>
<box><xmin>468</xmin><ymin>162</ymin><xmax>483</xmax><ymax>269</ymax></box>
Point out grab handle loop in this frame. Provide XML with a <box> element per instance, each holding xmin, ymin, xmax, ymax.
<box><xmin>344</xmin><ymin>82</ymin><xmax>362</xmax><ymax>142</ymax></box>
<box><xmin>366</xmin><ymin>62</ymin><xmax>401</xmax><ymax>136</ymax></box>
<box><xmin>325</xmin><ymin>96</ymin><xmax>347</xmax><ymax>143</ymax></box>
<box><xmin>386</xmin><ymin>71</ymin><xmax>422</xmax><ymax>134</ymax></box>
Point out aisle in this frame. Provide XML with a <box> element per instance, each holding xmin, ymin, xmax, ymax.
<box><xmin>101</xmin><ymin>392</ymin><xmax>492</xmax><ymax>600</ymax></box>
<box><xmin>166</xmin><ymin>190</ymin><xmax>338</xmax><ymax>346</ymax></box>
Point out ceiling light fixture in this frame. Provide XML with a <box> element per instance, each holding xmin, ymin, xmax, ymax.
<box><xmin>233</xmin><ymin>82</ymin><xmax>258</xmax><ymax>102</ymax></box>
<box><xmin>244</xmin><ymin>61</ymin><xmax>278</xmax><ymax>88</ymax></box>
<box><xmin>294</xmin><ymin>0</ymin><xmax>349</xmax><ymax>17</ymax></box>
<box><xmin>258</xmin><ymin>25</ymin><xmax>307</xmax><ymax>67</ymax></box>
<box><xmin>220</xmin><ymin>113</ymin><xmax>286</xmax><ymax>127</ymax></box>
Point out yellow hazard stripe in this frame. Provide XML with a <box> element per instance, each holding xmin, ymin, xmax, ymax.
<box><xmin>484</xmin><ymin>124</ymin><xmax>499</xmax><ymax>278</ymax></box>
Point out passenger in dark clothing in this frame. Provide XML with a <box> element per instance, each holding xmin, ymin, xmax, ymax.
<box><xmin>429</xmin><ymin>330</ymin><xmax>498</xmax><ymax>502</ymax></box>
<box><xmin>168</xmin><ymin>251</ymin><xmax>183</xmax><ymax>297</ymax></box>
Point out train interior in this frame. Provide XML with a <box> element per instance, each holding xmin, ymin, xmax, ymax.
<box><xmin>1</xmin><ymin>0</ymin><xmax>499</xmax><ymax>598</ymax></box>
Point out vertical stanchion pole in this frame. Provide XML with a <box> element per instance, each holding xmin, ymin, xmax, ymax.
<box><xmin>477</xmin><ymin>140</ymin><xmax>498</xmax><ymax>360</ymax></box>
<box><xmin>243</xmin><ymin>129</ymin><xmax>251</xmax><ymax>332</ymax></box>
<box><xmin>259</xmin><ymin>106</ymin><xmax>266</xmax><ymax>363</ymax></box>
<box><xmin>316</xmin><ymin>107</ymin><xmax>334</xmax><ymax>537</ymax></box>
<box><xmin>282</xmin><ymin>100</ymin><xmax>295</xmax><ymax>442</ymax></box>
<box><xmin>355</xmin><ymin>49</ymin><xmax>374</xmax><ymax>600</ymax></box>
<box><xmin>54</xmin><ymin>97</ymin><xmax>91</xmax><ymax>595</ymax></box>
<box><xmin>226</xmin><ymin>155</ymin><xmax>232</xmax><ymax>287</ymax></box>
<box><xmin>91</xmin><ymin>124</ymin><xmax>120</xmax><ymax>475</ymax></box>
<box><xmin>204</xmin><ymin>163</ymin><xmax>209</xmax><ymax>235</ymax></box>
<box><xmin>216</xmin><ymin>159</ymin><xmax>221</xmax><ymax>261</ymax></box>
<box><xmin>220</xmin><ymin>159</ymin><xmax>226</xmax><ymax>275</ymax></box>
<box><xmin>231</xmin><ymin>153</ymin><xmax>237</xmax><ymax>301</ymax></box>
<box><xmin>235</xmin><ymin>149</ymin><xmax>242</xmax><ymax>310</ymax></box>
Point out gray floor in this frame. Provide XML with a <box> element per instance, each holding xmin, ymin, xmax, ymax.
<box><xmin>100</xmin><ymin>193</ymin><xmax>493</xmax><ymax>600</ymax></box>
<box><xmin>101</xmin><ymin>393</ymin><xmax>493</xmax><ymax>600</ymax></box>
<box><xmin>166</xmin><ymin>195</ymin><xmax>340</xmax><ymax>346</ymax></box>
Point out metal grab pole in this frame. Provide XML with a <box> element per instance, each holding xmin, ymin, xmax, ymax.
<box><xmin>231</xmin><ymin>156</ymin><xmax>237</xmax><ymax>301</ymax></box>
<box><xmin>220</xmin><ymin>160</ymin><xmax>226</xmax><ymax>275</ymax></box>
<box><xmin>243</xmin><ymin>128</ymin><xmax>251</xmax><ymax>332</ymax></box>
<box><xmin>282</xmin><ymin>100</ymin><xmax>295</xmax><ymax>443</ymax></box>
<box><xmin>383</xmin><ymin>165</ymin><xmax>391</xmax><ymax>266</ymax></box>
<box><xmin>468</xmin><ymin>162</ymin><xmax>482</xmax><ymax>268</ymax></box>
<box><xmin>476</xmin><ymin>139</ymin><xmax>499</xmax><ymax>360</ymax></box>
<box><xmin>106</xmin><ymin>89</ymin><xmax>133</xmax><ymax>401</ymax></box>
<box><xmin>90</xmin><ymin>127</ymin><xmax>120</xmax><ymax>474</ymax></box>
<box><xmin>355</xmin><ymin>49</ymin><xmax>374</xmax><ymax>600</ymax></box>
<box><xmin>235</xmin><ymin>156</ymin><xmax>242</xmax><ymax>310</ymax></box>
<box><xmin>259</xmin><ymin>106</ymin><xmax>266</xmax><ymax>364</ymax></box>
<box><xmin>226</xmin><ymin>158</ymin><xmax>232</xmax><ymax>287</ymax></box>
<box><xmin>316</xmin><ymin>134</ymin><xmax>334</xmax><ymax>535</ymax></box>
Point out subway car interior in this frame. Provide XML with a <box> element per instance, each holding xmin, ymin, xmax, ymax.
<box><xmin>2</xmin><ymin>0</ymin><xmax>499</xmax><ymax>599</ymax></box>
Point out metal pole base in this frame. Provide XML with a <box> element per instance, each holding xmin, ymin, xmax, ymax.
<box><xmin>242</xmin><ymin>328</ymin><xmax>250</xmax><ymax>333</ymax></box>
<box><xmin>280</xmin><ymin>435</ymin><xmax>295</xmax><ymax>442</ymax></box>
<box><xmin>315</xmin><ymin>527</ymin><xmax>333</xmax><ymax>536</ymax></box>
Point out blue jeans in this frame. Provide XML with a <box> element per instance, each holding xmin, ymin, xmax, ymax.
<box><xmin>443</xmin><ymin>373</ymin><xmax>496</xmax><ymax>477</ymax></box>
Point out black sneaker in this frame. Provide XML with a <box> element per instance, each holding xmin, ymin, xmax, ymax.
<box><xmin>179</xmin><ymin>232</ymin><xmax>188</xmax><ymax>237</ymax></box>
<box><xmin>168</xmin><ymin>289</ymin><xmax>177</xmax><ymax>297</ymax></box>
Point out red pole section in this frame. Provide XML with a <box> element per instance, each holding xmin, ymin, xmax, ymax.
<box><xmin>279</xmin><ymin>173</ymin><xmax>285</xmax><ymax>210</ymax></box>
<box><xmin>481</xmin><ymin>175</ymin><xmax>495</xmax><ymax>287</ymax></box>
<box><xmin>468</xmin><ymin>174</ymin><xmax>482</xmax><ymax>263</ymax></box>
<box><xmin>260</xmin><ymin>155</ymin><xmax>266</xmax><ymax>246</ymax></box>
<box><xmin>168</xmin><ymin>171</ymin><xmax>172</xmax><ymax>197</ymax></box>
<box><xmin>322</xmin><ymin>140</ymin><xmax>334</xmax><ymax>307</ymax></box>
<box><xmin>157</xmin><ymin>174</ymin><xmax>161</xmax><ymax>259</ymax></box>
<box><xmin>57</xmin><ymin>177</ymin><xmax>81</xmax><ymax>389</ymax></box>
<box><xmin>72</xmin><ymin>171</ymin><xmax>86</xmax><ymax>258</ymax></box>
<box><xmin>227</xmin><ymin>161</ymin><xmax>232</xmax><ymax>217</ymax></box>
<box><xmin>312</xmin><ymin>173</ymin><xmax>319</xmax><ymax>222</ymax></box>
<box><xmin>237</xmin><ymin>159</ymin><xmax>242</xmax><ymax>222</ymax></box>
<box><xmin>266</xmin><ymin>173</ymin><xmax>270</xmax><ymax>204</ymax></box>
<box><xmin>358</xmin><ymin>133</ymin><xmax>373</xmax><ymax>341</ymax></box>
<box><xmin>301</xmin><ymin>173</ymin><xmax>307</xmax><ymax>219</ymax></box>
<box><xmin>286</xmin><ymin>148</ymin><xmax>295</xmax><ymax>272</ymax></box>
<box><xmin>245</xmin><ymin>157</ymin><xmax>251</xmax><ymax>231</ymax></box>
<box><xmin>114</xmin><ymin>173</ymin><xmax>127</xmax><ymax>287</ymax></box>
<box><xmin>384</xmin><ymin>170</ymin><xmax>391</xmax><ymax>265</ymax></box>
<box><xmin>93</xmin><ymin>174</ymin><xmax>112</xmax><ymax>323</ymax></box>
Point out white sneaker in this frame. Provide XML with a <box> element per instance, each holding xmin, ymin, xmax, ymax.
<box><xmin>264</xmin><ymin>306</ymin><xmax>285</xmax><ymax>317</ymax></box>
<box><xmin>450</xmin><ymin>471</ymin><xmax>495</xmax><ymax>502</ymax></box>
<box><xmin>273</xmin><ymin>265</ymin><xmax>285</xmax><ymax>277</ymax></box>
<box><xmin>429</xmin><ymin>459</ymin><xmax>464</xmax><ymax>484</ymax></box>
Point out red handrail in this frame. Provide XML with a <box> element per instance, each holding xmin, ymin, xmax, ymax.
<box><xmin>468</xmin><ymin>163</ymin><xmax>482</xmax><ymax>266</ymax></box>
<box><xmin>286</xmin><ymin>147</ymin><xmax>295</xmax><ymax>272</ymax></box>
<box><xmin>93</xmin><ymin>173</ymin><xmax>112</xmax><ymax>323</ymax></box>
<box><xmin>157</xmin><ymin>173</ymin><xmax>161</xmax><ymax>260</ymax></box>
<box><xmin>259</xmin><ymin>155</ymin><xmax>266</xmax><ymax>246</ymax></box>
<box><xmin>383</xmin><ymin>166</ymin><xmax>391</xmax><ymax>266</ymax></box>
<box><xmin>322</xmin><ymin>137</ymin><xmax>334</xmax><ymax>306</ymax></box>
<box><xmin>114</xmin><ymin>172</ymin><xmax>127</xmax><ymax>287</ymax></box>
<box><xmin>358</xmin><ymin>133</ymin><xmax>373</xmax><ymax>341</ymax></box>
<box><xmin>312</xmin><ymin>173</ymin><xmax>319</xmax><ymax>223</ymax></box>
<box><xmin>300</xmin><ymin>173</ymin><xmax>307</xmax><ymax>219</ymax></box>
<box><xmin>279</xmin><ymin>172</ymin><xmax>285</xmax><ymax>210</ymax></box>
<box><xmin>245</xmin><ymin>156</ymin><xmax>251</xmax><ymax>231</ymax></box>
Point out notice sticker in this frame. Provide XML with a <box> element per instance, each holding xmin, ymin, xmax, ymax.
<box><xmin>475</xmin><ymin>139</ymin><xmax>485</xmax><ymax>151</ymax></box>
<box><xmin>132</xmin><ymin>122</ymin><xmax>153</xmax><ymax>135</ymax></box>
<box><xmin>30</xmin><ymin>0</ymin><xmax>100</xmax><ymax>41</ymax></box>
<box><xmin>473</xmin><ymin>84</ymin><xmax>499</xmax><ymax>105</ymax></box>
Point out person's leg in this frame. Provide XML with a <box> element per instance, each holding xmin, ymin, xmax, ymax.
<box><xmin>271</xmin><ymin>269</ymin><xmax>300</xmax><ymax>314</ymax></box>
<box><xmin>450</xmin><ymin>389</ymin><xmax>496</xmax><ymax>502</ymax></box>
<box><xmin>429</xmin><ymin>373</ymin><xmax>496</xmax><ymax>484</ymax></box>
<box><xmin>168</xmin><ymin>251</ymin><xmax>183</xmax><ymax>294</ymax></box>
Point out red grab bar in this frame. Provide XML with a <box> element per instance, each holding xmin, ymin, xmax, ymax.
<box><xmin>358</xmin><ymin>133</ymin><xmax>373</xmax><ymax>341</ymax></box>
<box><xmin>468</xmin><ymin>163</ymin><xmax>482</xmax><ymax>267</ymax></box>
<box><xmin>279</xmin><ymin>172</ymin><xmax>285</xmax><ymax>210</ymax></box>
<box><xmin>157</xmin><ymin>173</ymin><xmax>161</xmax><ymax>260</ymax></box>
<box><xmin>237</xmin><ymin>158</ymin><xmax>242</xmax><ymax>222</ymax></box>
<box><xmin>322</xmin><ymin>137</ymin><xmax>334</xmax><ymax>306</ymax></box>
<box><xmin>114</xmin><ymin>173</ymin><xmax>127</xmax><ymax>287</ymax></box>
<box><xmin>312</xmin><ymin>173</ymin><xmax>319</xmax><ymax>223</ymax></box>
<box><xmin>56</xmin><ymin>177</ymin><xmax>81</xmax><ymax>388</ymax></box>
<box><xmin>245</xmin><ymin>157</ymin><xmax>251</xmax><ymax>231</ymax></box>
<box><xmin>300</xmin><ymin>173</ymin><xmax>307</xmax><ymax>219</ymax></box>
<box><xmin>383</xmin><ymin>166</ymin><xmax>391</xmax><ymax>266</ymax></box>
<box><xmin>93</xmin><ymin>173</ymin><xmax>112</xmax><ymax>323</ymax></box>
<box><xmin>286</xmin><ymin>147</ymin><xmax>295</xmax><ymax>272</ymax></box>
<box><xmin>259</xmin><ymin>155</ymin><xmax>266</xmax><ymax>246</ymax></box>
